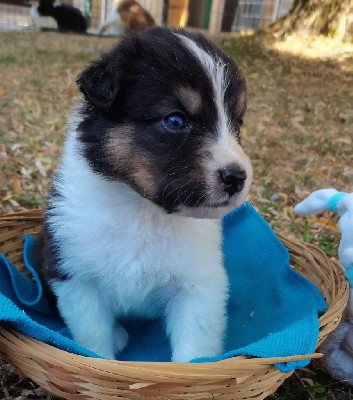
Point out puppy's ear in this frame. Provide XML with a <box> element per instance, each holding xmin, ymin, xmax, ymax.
<box><xmin>76</xmin><ymin>56</ymin><xmax>121</xmax><ymax>114</ymax></box>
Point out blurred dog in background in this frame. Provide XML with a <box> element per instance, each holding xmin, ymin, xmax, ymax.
<box><xmin>99</xmin><ymin>0</ymin><xmax>156</xmax><ymax>36</ymax></box>
<box><xmin>30</xmin><ymin>0</ymin><xmax>87</xmax><ymax>32</ymax></box>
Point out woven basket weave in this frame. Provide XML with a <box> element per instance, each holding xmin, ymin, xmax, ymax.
<box><xmin>0</xmin><ymin>210</ymin><xmax>349</xmax><ymax>400</ymax></box>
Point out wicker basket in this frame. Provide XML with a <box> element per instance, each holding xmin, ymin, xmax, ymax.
<box><xmin>0</xmin><ymin>210</ymin><xmax>349</xmax><ymax>400</ymax></box>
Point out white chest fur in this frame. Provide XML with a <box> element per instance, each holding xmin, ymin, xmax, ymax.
<box><xmin>49</xmin><ymin>129</ymin><xmax>228</xmax><ymax>361</ymax></box>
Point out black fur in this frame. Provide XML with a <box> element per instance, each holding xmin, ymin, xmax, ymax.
<box><xmin>77</xmin><ymin>27</ymin><xmax>247</xmax><ymax>213</ymax></box>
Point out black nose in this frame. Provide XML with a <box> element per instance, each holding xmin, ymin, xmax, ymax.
<box><xmin>219</xmin><ymin>167</ymin><xmax>247</xmax><ymax>196</ymax></box>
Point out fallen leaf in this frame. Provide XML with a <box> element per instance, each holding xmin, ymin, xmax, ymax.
<box><xmin>333</xmin><ymin>137</ymin><xmax>352</xmax><ymax>145</ymax></box>
<box><xmin>343</xmin><ymin>167</ymin><xmax>353</xmax><ymax>176</ymax></box>
<box><xmin>21</xmin><ymin>389</ymin><xmax>35</xmax><ymax>397</ymax></box>
<box><xmin>11</xmin><ymin>143</ymin><xmax>21</xmax><ymax>152</ymax></box>
<box><xmin>307</xmin><ymin>217</ymin><xmax>340</xmax><ymax>233</ymax></box>
<box><xmin>12</xmin><ymin>173</ymin><xmax>22</xmax><ymax>195</ymax></box>
<box><xmin>301</xmin><ymin>378</ymin><xmax>315</xmax><ymax>386</ymax></box>
<box><xmin>9</xmin><ymin>198</ymin><xmax>20</xmax><ymax>208</ymax></box>
<box><xmin>0</xmin><ymin>87</ymin><xmax>7</xmax><ymax>99</ymax></box>
<box><xmin>35</xmin><ymin>159</ymin><xmax>47</xmax><ymax>177</ymax></box>
<box><xmin>20</xmin><ymin>166</ymin><xmax>31</xmax><ymax>179</ymax></box>
<box><xmin>2</xmin><ymin>194</ymin><xmax>13</xmax><ymax>201</ymax></box>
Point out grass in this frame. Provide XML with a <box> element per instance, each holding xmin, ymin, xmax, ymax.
<box><xmin>0</xmin><ymin>29</ymin><xmax>353</xmax><ymax>399</ymax></box>
<box><xmin>13</xmin><ymin>193</ymin><xmax>43</xmax><ymax>208</ymax></box>
<box><xmin>270</xmin><ymin>370</ymin><xmax>353</xmax><ymax>400</ymax></box>
<box><xmin>0</xmin><ymin>53</ymin><xmax>16</xmax><ymax>65</ymax></box>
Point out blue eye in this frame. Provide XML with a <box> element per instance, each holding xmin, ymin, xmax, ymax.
<box><xmin>164</xmin><ymin>114</ymin><xmax>187</xmax><ymax>131</ymax></box>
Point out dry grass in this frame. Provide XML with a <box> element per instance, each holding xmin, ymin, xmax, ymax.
<box><xmin>0</xmin><ymin>29</ymin><xmax>353</xmax><ymax>399</ymax></box>
<box><xmin>218</xmin><ymin>32</ymin><xmax>353</xmax><ymax>256</ymax></box>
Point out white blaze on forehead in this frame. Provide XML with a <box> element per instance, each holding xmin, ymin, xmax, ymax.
<box><xmin>175</xmin><ymin>33</ymin><xmax>230</xmax><ymax>138</ymax></box>
<box><xmin>175</xmin><ymin>33</ymin><xmax>253</xmax><ymax>208</ymax></box>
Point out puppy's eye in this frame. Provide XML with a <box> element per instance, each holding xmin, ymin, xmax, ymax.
<box><xmin>164</xmin><ymin>114</ymin><xmax>187</xmax><ymax>131</ymax></box>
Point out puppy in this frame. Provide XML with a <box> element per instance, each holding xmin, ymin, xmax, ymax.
<box><xmin>99</xmin><ymin>0</ymin><xmax>156</xmax><ymax>36</ymax></box>
<box><xmin>35</xmin><ymin>27</ymin><xmax>253</xmax><ymax>362</ymax></box>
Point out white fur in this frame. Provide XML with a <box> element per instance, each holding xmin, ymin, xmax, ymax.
<box><xmin>176</xmin><ymin>34</ymin><xmax>230</xmax><ymax>141</ymax></box>
<box><xmin>49</xmin><ymin>123</ymin><xmax>228</xmax><ymax>361</ymax></box>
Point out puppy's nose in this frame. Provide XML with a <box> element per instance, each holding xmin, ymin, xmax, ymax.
<box><xmin>219</xmin><ymin>167</ymin><xmax>247</xmax><ymax>196</ymax></box>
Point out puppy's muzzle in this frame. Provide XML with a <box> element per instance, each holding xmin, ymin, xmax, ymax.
<box><xmin>218</xmin><ymin>165</ymin><xmax>246</xmax><ymax>197</ymax></box>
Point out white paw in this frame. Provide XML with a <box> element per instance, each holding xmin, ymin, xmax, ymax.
<box><xmin>171</xmin><ymin>352</ymin><xmax>192</xmax><ymax>362</ymax></box>
<box><xmin>114</xmin><ymin>323</ymin><xmax>129</xmax><ymax>353</ymax></box>
<box><xmin>98</xmin><ymin>349</ymin><xmax>116</xmax><ymax>360</ymax></box>
<box><xmin>172</xmin><ymin>345</ymin><xmax>221</xmax><ymax>363</ymax></box>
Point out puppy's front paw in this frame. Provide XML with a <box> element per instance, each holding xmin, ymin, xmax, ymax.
<box><xmin>114</xmin><ymin>322</ymin><xmax>129</xmax><ymax>353</ymax></box>
<box><xmin>171</xmin><ymin>341</ymin><xmax>223</xmax><ymax>363</ymax></box>
<box><xmin>171</xmin><ymin>350</ymin><xmax>193</xmax><ymax>363</ymax></box>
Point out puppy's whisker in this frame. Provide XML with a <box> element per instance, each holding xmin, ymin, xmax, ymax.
<box><xmin>158</xmin><ymin>165</ymin><xmax>190</xmax><ymax>185</ymax></box>
<box><xmin>182</xmin><ymin>187</ymin><xmax>198</xmax><ymax>206</ymax></box>
<box><xmin>179</xmin><ymin>182</ymin><xmax>209</xmax><ymax>208</ymax></box>
<box><xmin>196</xmin><ymin>184</ymin><xmax>211</xmax><ymax>206</ymax></box>
<box><xmin>161</xmin><ymin>171</ymin><xmax>196</xmax><ymax>201</ymax></box>
<box><xmin>194</xmin><ymin>191</ymin><xmax>209</xmax><ymax>208</ymax></box>
<box><xmin>173</xmin><ymin>135</ymin><xmax>190</xmax><ymax>152</ymax></box>
<box><xmin>172</xmin><ymin>179</ymin><xmax>197</xmax><ymax>207</ymax></box>
<box><xmin>161</xmin><ymin>177</ymin><xmax>184</xmax><ymax>201</ymax></box>
<box><xmin>165</xmin><ymin>178</ymin><xmax>195</xmax><ymax>203</ymax></box>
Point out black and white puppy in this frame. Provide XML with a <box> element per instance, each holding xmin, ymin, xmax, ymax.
<box><xmin>35</xmin><ymin>27</ymin><xmax>253</xmax><ymax>362</ymax></box>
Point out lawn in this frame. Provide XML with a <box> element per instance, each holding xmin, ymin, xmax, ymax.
<box><xmin>0</xmin><ymin>29</ymin><xmax>353</xmax><ymax>399</ymax></box>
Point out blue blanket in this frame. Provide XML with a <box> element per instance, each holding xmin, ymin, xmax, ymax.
<box><xmin>0</xmin><ymin>203</ymin><xmax>327</xmax><ymax>372</ymax></box>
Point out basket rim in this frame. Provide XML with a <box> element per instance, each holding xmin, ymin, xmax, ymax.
<box><xmin>0</xmin><ymin>327</ymin><xmax>322</xmax><ymax>368</ymax></box>
<box><xmin>0</xmin><ymin>327</ymin><xmax>322</xmax><ymax>386</ymax></box>
<box><xmin>0</xmin><ymin>209</ymin><xmax>349</xmax><ymax>372</ymax></box>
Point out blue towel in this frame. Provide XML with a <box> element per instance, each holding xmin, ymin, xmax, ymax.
<box><xmin>0</xmin><ymin>203</ymin><xmax>327</xmax><ymax>372</ymax></box>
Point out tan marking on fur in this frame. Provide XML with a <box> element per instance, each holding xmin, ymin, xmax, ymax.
<box><xmin>117</xmin><ymin>0</ymin><xmax>156</xmax><ymax>31</ymax></box>
<box><xmin>106</xmin><ymin>126</ymin><xmax>157</xmax><ymax>199</ymax></box>
<box><xmin>177</xmin><ymin>87</ymin><xmax>202</xmax><ymax>115</ymax></box>
<box><xmin>131</xmin><ymin>155</ymin><xmax>157</xmax><ymax>199</ymax></box>
<box><xmin>106</xmin><ymin>126</ymin><xmax>134</xmax><ymax>175</ymax></box>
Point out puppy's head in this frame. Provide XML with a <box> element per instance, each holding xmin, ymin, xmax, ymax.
<box><xmin>77</xmin><ymin>27</ymin><xmax>252</xmax><ymax>219</ymax></box>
